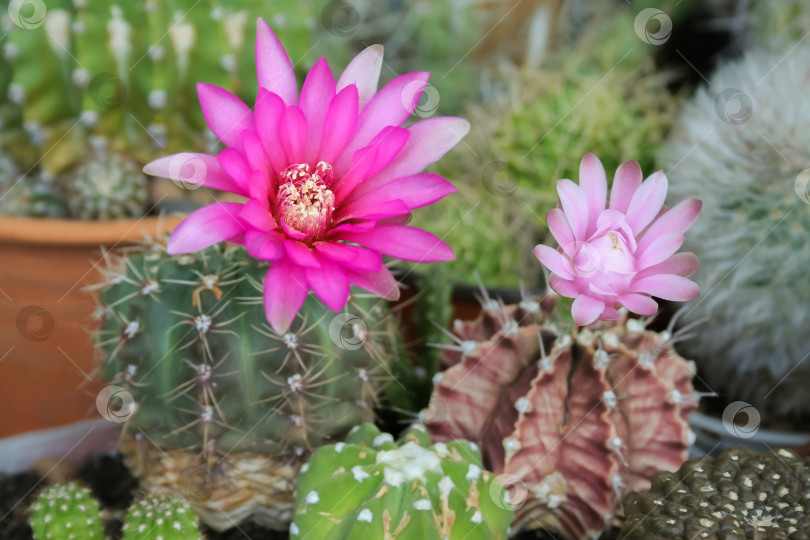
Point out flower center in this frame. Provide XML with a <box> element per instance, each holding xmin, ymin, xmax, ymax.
<box><xmin>277</xmin><ymin>161</ymin><xmax>335</xmax><ymax>240</ymax></box>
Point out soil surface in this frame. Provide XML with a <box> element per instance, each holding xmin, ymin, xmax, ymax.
<box><xmin>0</xmin><ymin>452</ymin><xmax>616</xmax><ymax>539</ymax></box>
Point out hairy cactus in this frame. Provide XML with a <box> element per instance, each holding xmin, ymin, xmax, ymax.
<box><xmin>424</xmin><ymin>295</ymin><xmax>698</xmax><ymax>539</ymax></box>
<box><xmin>621</xmin><ymin>447</ymin><xmax>810</xmax><ymax>539</ymax></box>
<box><xmin>30</xmin><ymin>483</ymin><xmax>202</xmax><ymax>540</ymax></box>
<box><xmin>291</xmin><ymin>422</ymin><xmax>513</xmax><ymax>539</ymax></box>
<box><xmin>30</xmin><ymin>483</ymin><xmax>105</xmax><ymax>540</ymax></box>
<box><xmin>660</xmin><ymin>45</ymin><xmax>810</xmax><ymax>418</ymax></box>
<box><xmin>122</xmin><ymin>494</ymin><xmax>201</xmax><ymax>540</ymax></box>
<box><xmin>66</xmin><ymin>152</ymin><xmax>147</xmax><ymax>220</ymax></box>
<box><xmin>92</xmin><ymin>237</ymin><xmax>397</xmax><ymax>530</ymax></box>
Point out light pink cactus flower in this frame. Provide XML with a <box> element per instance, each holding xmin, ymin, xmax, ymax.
<box><xmin>533</xmin><ymin>153</ymin><xmax>702</xmax><ymax>326</ymax></box>
<box><xmin>144</xmin><ymin>19</ymin><xmax>469</xmax><ymax>333</ymax></box>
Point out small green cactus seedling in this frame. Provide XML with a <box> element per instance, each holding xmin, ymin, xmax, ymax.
<box><xmin>30</xmin><ymin>483</ymin><xmax>105</xmax><ymax>540</ymax></box>
<box><xmin>291</xmin><ymin>423</ymin><xmax>513</xmax><ymax>540</ymax></box>
<box><xmin>66</xmin><ymin>151</ymin><xmax>147</xmax><ymax>221</ymax></box>
<box><xmin>122</xmin><ymin>494</ymin><xmax>201</xmax><ymax>540</ymax></box>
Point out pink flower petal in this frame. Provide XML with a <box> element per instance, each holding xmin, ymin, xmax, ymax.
<box><xmin>609</xmin><ymin>160</ymin><xmax>642</xmax><ymax>213</ymax></box>
<box><xmin>358</xmin><ymin>117</ymin><xmax>470</xmax><ymax>195</ymax></box>
<box><xmin>572</xmin><ymin>295</ymin><xmax>605</xmax><ymax>326</ymax></box>
<box><xmin>334</xmin><ymin>71</ymin><xmax>429</xmax><ymax>172</ymax></box>
<box><xmin>334</xmin><ymin>126</ymin><xmax>410</xmax><ymax>203</ymax></box>
<box><xmin>329</xmin><ymin>221</ymin><xmax>377</xmax><ymax>235</ymax></box>
<box><xmin>532</xmin><ymin>245</ymin><xmax>574</xmax><ymax>280</ymax></box>
<box><xmin>337</xmin><ymin>44</ymin><xmax>383</xmax><ymax>111</ymax></box>
<box><xmin>167</xmin><ymin>203</ymin><xmax>245</xmax><ymax>254</ymax></box>
<box><xmin>579</xmin><ymin>152</ymin><xmax>607</xmax><ymax>235</ymax></box>
<box><xmin>546</xmin><ymin>208</ymin><xmax>575</xmax><ymax>250</ymax></box>
<box><xmin>344</xmin><ymin>264</ymin><xmax>400</xmax><ymax>301</ymax></box>
<box><xmin>315</xmin><ymin>242</ymin><xmax>382</xmax><ymax>272</ymax></box>
<box><xmin>345</xmin><ymin>173</ymin><xmax>455</xmax><ymax>211</ymax></box>
<box><xmin>197</xmin><ymin>83</ymin><xmax>254</xmax><ymax>152</ymax></box>
<box><xmin>255</xmin><ymin>18</ymin><xmax>298</xmax><ymax>105</ymax></box>
<box><xmin>280</xmin><ymin>106</ymin><xmax>307</xmax><ymax>164</ymax></box>
<box><xmin>633</xmin><ymin>274</ymin><xmax>699</xmax><ymax>301</ymax></box>
<box><xmin>264</xmin><ymin>259</ymin><xmax>309</xmax><ymax>333</ymax></box>
<box><xmin>239</xmin><ymin>198</ymin><xmax>274</xmax><ymax>232</ymax></box>
<box><xmin>143</xmin><ymin>153</ymin><xmax>244</xmax><ymax>195</ymax></box>
<box><xmin>255</xmin><ymin>90</ymin><xmax>287</xmax><ymax>176</ymax></box>
<box><xmin>636</xmin><ymin>231</ymin><xmax>685</xmax><ymax>269</ymax></box>
<box><xmin>617</xmin><ymin>294</ymin><xmax>658</xmax><ymax>316</ymax></box>
<box><xmin>247</xmin><ymin>169</ymin><xmax>269</xmax><ymax>203</ymax></box>
<box><xmin>305</xmin><ymin>254</ymin><xmax>350</xmax><ymax>312</ymax></box>
<box><xmin>318</xmin><ymin>85</ymin><xmax>359</xmax><ymax>166</ymax></box>
<box><xmin>300</xmin><ymin>58</ymin><xmax>336</xmax><ymax>163</ymax></box>
<box><xmin>217</xmin><ymin>148</ymin><xmax>251</xmax><ymax>192</ymax></box>
<box><xmin>637</xmin><ymin>252</ymin><xmax>699</xmax><ymax>279</ymax></box>
<box><xmin>557</xmin><ymin>179</ymin><xmax>589</xmax><ymax>240</ymax></box>
<box><xmin>334</xmin><ymin>199</ymin><xmax>410</xmax><ymax>222</ymax></box>
<box><xmin>285</xmin><ymin>239</ymin><xmax>321</xmax><ymax>268</ymax></box>
<box><xmin>245</xmin><ymin>230</ymin><xmax>284</xmax><ymax>262</ymax></box>
<box><xmin>242</xmin><ymin>130</ymin><xmax>268</xmax><ymax>176</ymax></box>
<box><xmin>336</xmin><ymin>225</ymin><xmax>454</xmax><ymax>262</ymax></box>
<box><xmin>637</xmin><ymin>199</ymin><xmax>702</xmax><ymax>253</ymax></box>
<box><xmin>626</xmin><ymin>170</ymin><xmax>668</xmax><ymax>234</ymax></box>
<box><xmin>549</xmin><ymin>274</ymin><xmax>580</xmax><ymax>298</ymax></box>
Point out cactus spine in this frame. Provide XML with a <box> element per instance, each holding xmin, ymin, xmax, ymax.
<box><xmin>92</xmin><ymin>237</ymin><xmax>397</xmax><ymax>530</ymax></box>
<box><xmin>291</xmin><ymin>422</ymin><xmax>513</xmax><ymax>540</ymax></box>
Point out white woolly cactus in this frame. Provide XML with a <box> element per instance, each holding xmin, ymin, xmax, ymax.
<box><xmin>659</xmin><ymin>44</ymin><xmax>810</xmax><ymax>417</ymax></box>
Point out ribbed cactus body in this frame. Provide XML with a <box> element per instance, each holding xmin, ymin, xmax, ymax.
<box><xmin>424</xmin><ymin>297</ymin><xmax>698</xmax><ymax>539</ymax></box>
<box><xmin>291</xmin><ymin>423</ymin><xmax>513</xmax><ymax>540</ymax></box>
<box><xmin>621</xmin><ymin>447</ymin><xmax>810</xmax><ymax>539</ymax></box>
<box><xmin>66</xmin><ymin>152</ymin><xmax>147</xmax><ymax>220</ymax></box>
<box><xmin>95</xmin><ymin>239</ymin><xmax>392</xmax><ymax>455</ymax></box>
<box><xmin>122</xmin><ymin>494</ymin><xmax>201</xmax><ymax>540</ymax></box>
<box><xmin>30</xmin><ymin>483</ymin><xmax>105</xmax><ymax>540</ymax></box>
<box><xmin>93</xmin><ymin>238</ymin><xmax>396</xmax><ymax>530</ymax></box>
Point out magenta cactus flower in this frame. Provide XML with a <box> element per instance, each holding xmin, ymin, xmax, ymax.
<box><xmin>533</xmin><ymin>153</ymin><xmax>702</xmax><ymax>326</ymax></box>
<box><xmin>144</xmin><ymin>19</ymin><xmax>469</xmax><ymax>333</ymax></box>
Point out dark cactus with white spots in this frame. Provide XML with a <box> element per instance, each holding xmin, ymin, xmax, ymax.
<box><xmin>91</xmin><ymin>237</ymin><xmax>397</xmax><ymax>530</ymax></box>
<box><xmin>291</xmin><ymin>422</ymin><xmax>513</xmax><ymax>539</ymax></box>
<box><xmin>424</xmin><ymin>293</ymin><xmax>700</xmax><ymax>539</ymax></box>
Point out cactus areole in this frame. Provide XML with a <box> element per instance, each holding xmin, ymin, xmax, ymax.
<box><xmin>424</xmin><ymin>296</ymin><xmax>699</xmax><ymax>539</ymax></box>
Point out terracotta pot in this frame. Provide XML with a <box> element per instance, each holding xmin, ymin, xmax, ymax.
<box><xmin>0</xmin><ymin>215</ymin><xmax>182</xmax><ymax>438</ymax></box>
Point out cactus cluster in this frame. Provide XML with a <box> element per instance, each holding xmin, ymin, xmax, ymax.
<box><xmin>660</xmin><ymin>44</ymin><xmax>810</xmax><ymax>418</ymax></box>
<box><xmin>65</xmin><ymin>151</ymin><xmax>147</xmax><ymax>220</ymax></box>
<box><xmin>412</xmin><ymin>9</ymin><xmax>679</xmax><ymax>288</ymax></box>
<box><xmin>291</xmin><ymin>422</ymin><xmax>513</xmax><ymax>540</ymax></box>
<box><xmin>424</xmin><ymin>294</ymin><xmax>699</xmax><ymax>539</ymax></box>
<box><xmin>0</xmin><ymin>1</ymin><xmax>342</xmax><ymax>219</ymax></box>
<box><xmin>29</xmin><ymin>482</ymin><xmax>201</xmax><ymax>540</ymax></box>
<box><xmin>621</xmin><ymin>447</ymin><xmax>810</xmax><ymax>539</ymax></box>
<box><xmin>0</xmin><ymin>151</ymin><xmax>65</xmax><ymax>217</ymax></box>
<box><xmin>91</xmin><ymin>237</ymin><xmax>398</xmax><ymax>530</ymax></box>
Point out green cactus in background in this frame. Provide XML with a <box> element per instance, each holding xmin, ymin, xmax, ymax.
<box><xmin>413</xmin><ymin>9</ymin><xmax>679</xmax><ymax>289</ymax></box>
<box><xmin>0</xmin><ymin>151</ymin><xmax>67</xmax><ymax>217</ymax></box>
<box><xmin>66</xmin><ymin>150</ymin><xmax>147</xmax><ymax>220</ymax></box>
<box><xmin>29</xmin><ymin>483</ymin><xmax>202</xmax><ymax>540</ymax></box>
<box><xmin>92</xmin><ymin>237</ymin><xmax>398</xmax><ymax>529</ymax></box>
<box><xmin>291</xmin><ymin>422</ymin><xmax>513</xmax><ymax>540</ymax></box>
<box><xmin>122</xmin><ymin>494</ymin><xmax>201</xmax><ymax>540</ymax></box>
<box><xmin>30</xmin><ymin>483</ymin><xmax>106</xmax><ymax>540</ymax></box>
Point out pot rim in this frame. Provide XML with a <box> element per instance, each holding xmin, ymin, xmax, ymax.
<box><xmin>0</xmin><ymin>214</ymin><xmax>184</xmax><ymax>247</ymax></box>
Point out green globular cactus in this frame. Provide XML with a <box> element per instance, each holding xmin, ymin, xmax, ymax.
<box><xmin>66</xmin><ymin>151</ymin><xmax>147</xmax><ymax>220</ymax></box>
<box><xmin>0</xmin><ymin>152</ymin><xmax>67</xmax><ymax>217</ymax></box>
<box><xmin>122</xmin><ymin>494</ymin><xmax>201</xmax><ymax>540</ymax></box>
<box><xmin>291</xmin><ymin>422</ymin><xmax>513</xmax><ymax>540</ymax></box>
<box><xmin>92</xmin><ymin>237</ymin><xmax>397</xmax><ymax>530</ymax></box>
<box><xmin>621</xmin><ymin>447</ymin><xmax>810</xmax><ymax>539</ymax></box>
<box><xmin>30</xmin><ymin>483</ymin><xmax>105</xmax><ymax>540</ymax></box>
